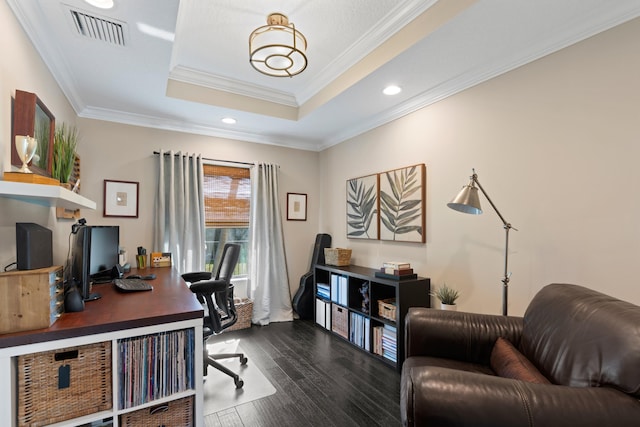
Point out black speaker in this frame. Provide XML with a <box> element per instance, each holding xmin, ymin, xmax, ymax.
<box><xmin>16</xmin><ymin>222</ymin><xmax>53</xmax><ymax>270</ymax></box>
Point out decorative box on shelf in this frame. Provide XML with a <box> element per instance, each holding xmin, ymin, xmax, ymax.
<box><xmin>378</xmin><ymin>298</ymin><xmax>397</xmax><ymax>321</ymax></box>
<box><xmin>0</xmin><ymin>266</ymin><xmax>64</xmax><ymax>334</ymax></box>
<box><xmin>324</xmin><ymin>248</ymin><xmax>352</xmax><ymax>266</ymax></box>
<box><xmin>3</xmin><ymin>171</ymin><xmax>59</xmax><ymax>185</ymax></box>
<box><xmin>120</xmin><ymin>396</ymin><xmax>193</xmax><ymax>427</ymax></box>
<box><xmin>17</xmin><ymin>341</ymin><xmax>112</xmax><ymax>426</ymax></box>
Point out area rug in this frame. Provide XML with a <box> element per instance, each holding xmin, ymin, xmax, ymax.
<box><xmin>202</xmin><ymin>338</ymin><xmax>276</xmax><ymax>414</ymax></box>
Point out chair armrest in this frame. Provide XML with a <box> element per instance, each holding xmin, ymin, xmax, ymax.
<box><xmin>181</xmin><ymin>271</ymin><xmax>213</xmax><ymax>283</ymax></box>
<box><xmin>401</xmin><ymin>366</ymin><xmax>640</xmax><ymax>427</ymax></box>
<box><xmin>189</xmin><ymin>279</ymin><xmax>227</xmax><ymax>295</ymax></box>
<box><xmin>405</xmin><ymin>307</ymin><xmax>523</xmax><ymax>364</ymax></box>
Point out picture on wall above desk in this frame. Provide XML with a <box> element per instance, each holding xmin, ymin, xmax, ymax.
<box><xmin>379</xmin><ymin>164</ymin><xmax>426</xmax><ymax>243</ymax></box>
<box><xmin>104</xmin><ymin>179</ymin><xmax>139</xmax><ymax>218</ymax></box>
<box><xmin>347</xmin><ymin>173</ymin><xmax>379</xmax><ymax>240</ymax></box>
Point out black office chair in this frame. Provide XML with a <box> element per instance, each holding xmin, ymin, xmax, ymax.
<box><xmin>182</xmin><ymin>243</ymin><xmax>248</xmax><ymax>389</ymax></box>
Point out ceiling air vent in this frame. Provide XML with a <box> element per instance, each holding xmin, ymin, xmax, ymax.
<box><xmin>69</xmin><ymin>9</ymin><xmax>126</xmax><ymax>46</ymax></box>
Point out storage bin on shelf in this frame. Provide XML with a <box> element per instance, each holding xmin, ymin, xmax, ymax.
<box><xmin>324</xmin><ymin>248</ymin><xmax>352</xmax><ymax>266</ymax></box>
<box><xmin>17</xmin><ymin>341</ymin><xmax>112</xmax><ymax>426</ymax></box>
<box><xmin>378</xmin><ymin>298</ymin><xmax>397</xmax><ymax>321</ymax></box>
<box><xmin>120</xmin><ymin>396</ymin><xmax>193</xmax><ymax>427</ymax></box>
<box><xmin>331</xmin><ymin>303</ymin><xmax>349</xmax><ymax>339</ymax></box>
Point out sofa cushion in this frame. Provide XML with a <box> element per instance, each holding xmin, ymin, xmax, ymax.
<box><xmin>521</xmin><ymin>284</ymin><xmax>640</xmax><ymax>396</ymax></box>
<box><xmin>490</xmin><ymin>337</ymin><xmax>550</xmax><ymax>384</ymax></box>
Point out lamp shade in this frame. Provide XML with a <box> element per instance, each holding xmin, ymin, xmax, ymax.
<box><xmin>249</xmin><ymin>13</ymin><xmax>307</xmax><ymax>77</ymax></box>
<box><xmin>447</xmin><ymin>182</ymin><xmax>482</xmax><ymax>215</ymax></box>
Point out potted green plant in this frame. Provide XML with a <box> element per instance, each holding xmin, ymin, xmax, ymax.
<box><xmin>430</xmin><ymin>284</ymin><xmax>460</xmax><ymax>310</ymax></box>
<box><xmin>52</xmin><ymin>123</ymin><xmax>79</xmax><ymax>185</ymax></box>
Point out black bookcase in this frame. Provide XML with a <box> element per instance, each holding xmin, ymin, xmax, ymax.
<box><xmin>313</xmin><ymin>263</ymin><xmax>430</xmax><ymax>370</ymax></box>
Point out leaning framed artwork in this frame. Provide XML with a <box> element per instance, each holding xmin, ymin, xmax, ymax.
<box><xmin>346</xmin><ymin>173</ymin><xmax>379</xmax><ymax>240</ymax></box>
<box><xmin>104</xmin><ymin>180</ymin><xmax>139</xmax><ymax>218</ymax></box>
<box><xmin>379</xmin><ymin>164</ymin><xmax>426</xmax><ymax>242</ymax></box>
<box><xmin>287</xmin><ymin>192</ymin><xmax>307</xmax><ymax>221</ymax></box>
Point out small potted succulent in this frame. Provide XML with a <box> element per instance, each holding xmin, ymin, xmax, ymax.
<box><xmin>430</xmin><ymin>284</ymin><xmax>460</xmax><ymax>310</ymax></box>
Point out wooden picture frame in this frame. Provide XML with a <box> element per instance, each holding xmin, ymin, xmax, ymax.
<box><xmin>346</xmin><ymin>173</ymin><xmax>379</xmax><ymax>240</ymax></box>
<box><xmin>379</xmin><ymin>163</ymin><xmax>426</xmax><ymax>243</ymax></box>
<box><xmin>11</xmin><ymin>90</ymin><xmax>55</xmax><ymax>177</ymax></box>
<box><xmin>104</xmin><ymin>180</ymin><xmax>139</xmax><ymax>218</ymax></box>
<box><xmin>287</xmin><ymin>193</ymin><xmax>307</xmax><ymax>221</ymax></box>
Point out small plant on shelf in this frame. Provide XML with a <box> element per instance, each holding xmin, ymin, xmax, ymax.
<box><xmin>52</xmin><ymin>123</ymin><xmax>79</xmax><ymax>184</ymax></box>
<box><xmin>430</xmin><ymin>284</ymin><xmax>460</xmax><ymax>307</ymax></box>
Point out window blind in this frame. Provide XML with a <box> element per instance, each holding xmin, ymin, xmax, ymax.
<box><xmin>203</xmin><ymin>164</ymin><xmax>250</xmax><ymax>227</ymax></box>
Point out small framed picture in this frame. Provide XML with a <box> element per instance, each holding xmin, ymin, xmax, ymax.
<box><xmin>287</xmin><ymin>192</ymin><xmax>307</xmax><ymax>221</ymax></box>
<box><xmin>104</xmin><ymin>180</ymin><xmax>139</xmax><ymax>218</ymax></box>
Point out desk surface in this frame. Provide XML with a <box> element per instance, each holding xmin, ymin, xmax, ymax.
<box><xmin>0</xmin><ymin>267</ymin><xmax>203</xmax><ymax>349</ymax></box>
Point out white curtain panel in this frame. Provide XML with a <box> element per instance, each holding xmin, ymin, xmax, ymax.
<box><xmin>153</xmin><ymin>150</ymin><xmax>205</xmax><ymax>274</ymax></box>
<box><xmin>248</xmin><ymin>163</ymin><xmax>293</xmax><ymax>325</ymax></box>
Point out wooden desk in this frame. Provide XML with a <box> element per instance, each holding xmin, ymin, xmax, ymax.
<box><xmin>0</xmin><ymin>267</ymin><xmax>204</xmax><ymax>426</ymax></box>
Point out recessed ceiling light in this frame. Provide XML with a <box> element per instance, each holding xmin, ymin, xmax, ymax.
<box><xmin>84</xmin><ymin>0</ymin><xmax>114</xmax><ymax>9</ymax></box>
<box><xmin>222</xmin><ymin>117</ymin><xmax>237</xmax><ymax>124</ymax></box>
<box><xmin>383</xmin><ymin>85</ymin><xmax>402</xmax><ymax>96</ymax></box>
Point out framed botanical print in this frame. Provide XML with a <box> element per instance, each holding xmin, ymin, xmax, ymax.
<box><xmin>346</xmin><ymin>173</ymin><xmax>379</xmax><ymax>240</ymax></box>
<box><xmin>379</xmin><ymin>164</ymin><xmax>426</xmax><ymax>242</ymax></box>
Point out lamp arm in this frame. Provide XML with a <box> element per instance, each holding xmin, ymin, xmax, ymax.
<box><xmin>471</xmin><ymin>172</ymin><xmax>517</xmax><ymax>232</ymax></box>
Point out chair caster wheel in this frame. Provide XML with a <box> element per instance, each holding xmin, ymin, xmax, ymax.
<box><xmin>240</xmin><ymin>356</ymin><xmax>248</xmax><ymax>365</ymax></box>
<box><xmin>235</xmin><ymin>378</ymin><xmax>244</xmax><ymax>389</ymax></box>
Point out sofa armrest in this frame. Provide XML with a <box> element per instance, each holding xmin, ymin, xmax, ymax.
<box><xmin>404</xmin><ymin>307</ymin><xmax>523</xmax><ymax>364</ymax></box>
<box><xmin>401</xmin><ymin>366</ymin><xmax>640</xmax><ymax>427</ymax></box>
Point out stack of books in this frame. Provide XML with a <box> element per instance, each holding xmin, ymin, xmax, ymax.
<box><xmin>316</xmin><ymin>283</ymin><xmax>330</xmax><ymax>300</ymax></box>
<box><xmin>381</xmin><ymin>324</ymin><xmax>397</xmax><ymax>363</ymax></box>
<box><xmin>374</xmin><ymin>261</ymin><xmax>418</xmax><ymax>281</ymax></box>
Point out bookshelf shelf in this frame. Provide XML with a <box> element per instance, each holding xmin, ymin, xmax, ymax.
<box><xmin>313</xmin><ymin>264</ymin><xmax>430</xmax><ymax>370</ymax></box>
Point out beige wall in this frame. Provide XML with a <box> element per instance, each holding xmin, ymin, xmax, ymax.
<box><xmin>0</xmin><ymin>0</ymin><xmax>78</xmax><ymax>268</ymax></box>
<box><xmin>3</xmin><ymin>0</ymin><xmax>640</xmax><ymax>316</ymax></box>
<box><xmin>0</xmin><ymin>2</ymin><xmax>320</xmax><ymax>298</ymax></box>
<box><xmin>320</xmin><ymin>17</ymin><xmax>640</xmax><ymax>315</ymax></box>
<box><xmin>74</xmin><ymin>119</ymin><xmax>320</xmax><ymax>296</ymax></box>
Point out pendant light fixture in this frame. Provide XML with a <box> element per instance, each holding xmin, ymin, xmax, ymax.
<box><xmin>249</xmin><ymin>13</ymin><xmax>307</xmax><ymax>77</ymax></box>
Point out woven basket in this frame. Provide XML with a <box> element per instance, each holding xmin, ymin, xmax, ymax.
<box><xmin>120</xmin><ymin>396</ymin><xmax>193</xmax><ymax>427</ymax></box>
<box><xmin>324</xmin><ymin>248</ymin><xmax>352</xmax><ymax>266</ymax></box>
<box><xmin>17</xmin><ymin>341</ymin><xmax>112</xmax><ymax>426</ymax></box>
<box><xmin>226</xmin><ymin>298</ymin><xmax>253</xmax><ymax>332</ymax></box>
<box><xmin>378</xmin><ymin>298</ymin><xmax>397</xmax><ymax>321</ymax></box>
<box><xmin>331</xmin><ymin>304</ymin><xmax>348</xmax><ymax>339</ymax></box>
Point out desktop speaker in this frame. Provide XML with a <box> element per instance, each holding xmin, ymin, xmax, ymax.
<box><xmin>16</xmin><ymin>222</ymin><xmax>53</xmax><ymax>270</ymax></box>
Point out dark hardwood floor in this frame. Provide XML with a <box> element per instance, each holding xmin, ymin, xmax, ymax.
<box><xmin>204</xmin><ymin>319</ymin><xmax>402</xmax><ymax>427</ymax></box>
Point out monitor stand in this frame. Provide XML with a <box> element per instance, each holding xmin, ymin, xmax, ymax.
<box><xmin>85</xmin><ymin>292</ymin><xmax>101</xmax><ymax>301</ymax></box>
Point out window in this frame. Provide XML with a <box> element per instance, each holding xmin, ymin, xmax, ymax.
<box><xmin>203</xmin><ymin>164</ymin><xmax>250</xmax><ymax>276</ymax></box>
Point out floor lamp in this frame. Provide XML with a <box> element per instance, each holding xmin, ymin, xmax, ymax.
<box><xmin>447</xmin><ymin>169</ymin><xmax>517</xmax><ymax>316</ymax></box>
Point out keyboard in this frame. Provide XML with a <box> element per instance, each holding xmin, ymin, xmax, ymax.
<box><xmin>113</xmin><ymin>278</ymin><xmax>153</xmax><ymax>292</ymax></box>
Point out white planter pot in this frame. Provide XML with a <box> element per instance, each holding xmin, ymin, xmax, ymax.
<box><xmin>440</xmin><ymin>303</ymin><xmax>457</xmax><ymax>311</ymax></box>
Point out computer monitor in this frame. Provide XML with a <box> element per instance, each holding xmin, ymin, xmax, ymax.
<box><xmin>71</xmin><ymin>225</ymin><xmax>120</xmax><ymax>301</ymax></box>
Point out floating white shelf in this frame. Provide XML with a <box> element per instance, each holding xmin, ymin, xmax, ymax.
<box><xmin>0</xmin><ymin>180</ymin><xmax>96</xmax><ymax>210</ymax></box>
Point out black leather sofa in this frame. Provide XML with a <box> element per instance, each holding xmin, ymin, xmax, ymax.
<box><xmin>401</xmin><ymin>284</ymin><xmax>640</xmax><ymax>427</ymax></box>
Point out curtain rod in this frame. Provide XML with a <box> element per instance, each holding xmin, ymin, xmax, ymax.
<box><xmin>153</xmin><ymin>151</ymin><xmax>254</xmax><ymax>167</ymax></box>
